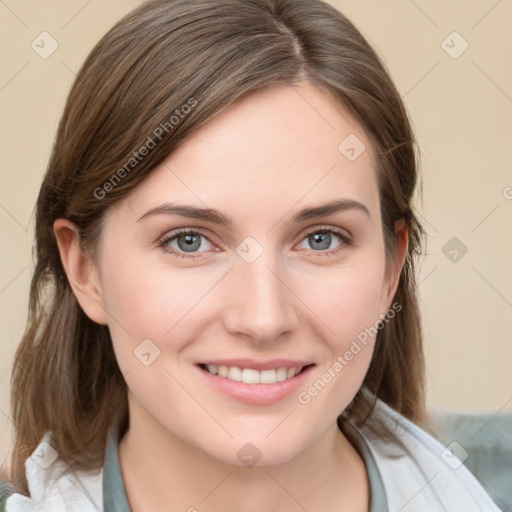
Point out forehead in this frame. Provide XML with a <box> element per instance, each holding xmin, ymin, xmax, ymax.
<box><xmin>120</xmin><ymin>83</ymin><xmax>380</xmax><ymax>226</ymax></box>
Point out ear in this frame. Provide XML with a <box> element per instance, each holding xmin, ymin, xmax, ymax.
<box><xmin>53</xmin><ymin>218</ymin><xmax>108</xmax><ymax>325</ymax></box>
<box><xmin>379</xmin><ymin>219</ymin><xmax>408</xmax><ymax>315</ymax></box>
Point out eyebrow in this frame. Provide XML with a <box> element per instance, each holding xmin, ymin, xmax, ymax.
<box><xmin>136</xmin><ymin>199</ymin><xmax>371</xmax><ymax>225</ymax></box>
<box><xmin>290</xmin><ymin>199</ymin><xmax>371</xmax><ymax>222</ymax></box>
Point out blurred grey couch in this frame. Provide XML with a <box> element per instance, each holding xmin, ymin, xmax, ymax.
<box><xmin>427</xmin><ymin>408</ymin><xmax>512</xmax><ymax>511</ymax></box>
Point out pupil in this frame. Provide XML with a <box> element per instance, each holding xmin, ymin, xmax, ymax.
<box><xmin>178</xmin><ymin>234</ymin><xmax>201</xmax><ymax>252</ymax></box>
<box><xmin>310</xmin><ymin>232</ymin><xmax>330</xmax><ymax>250</ymax></box>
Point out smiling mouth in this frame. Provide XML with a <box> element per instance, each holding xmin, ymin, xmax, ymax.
<box><xmin>197</xmin><ymin>363</ymin><xmax>314</xmax><ymax>385</ymax></box>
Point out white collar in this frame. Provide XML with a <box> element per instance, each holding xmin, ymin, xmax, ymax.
<box><xmin>355</xmin><ymin>391</ymin><xmax>501</xmax><ymax>511</ymax></box>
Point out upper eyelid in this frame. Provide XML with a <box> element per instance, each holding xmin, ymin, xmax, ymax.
<box><xmin>159</xmin><ymin>227</ymin><xmax>220</xmax><ymax>246</ymax></box>
<box><xmin>297</xmin><ymin>224</ymin><xmax>351</xmax><ymax>239</ymax></box>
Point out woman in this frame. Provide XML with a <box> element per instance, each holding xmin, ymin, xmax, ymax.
<box><xmin>1</xmin><ymin>0</ymin><xmax>502</xmax><ymax>510</ymax></box>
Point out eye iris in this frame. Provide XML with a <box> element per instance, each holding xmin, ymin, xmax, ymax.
<box><xmin>177</xmin><ymin>233</ymin><xmax>201</xmax><ymax>252</ymax></box>
<box><xmin>309</xmin><ymin>232</ymin><xmax>331</xmax><ymax>250</ymax></box>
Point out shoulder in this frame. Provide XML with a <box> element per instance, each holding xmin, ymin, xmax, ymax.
<box><xmin>355</xmin><ymin>394</ymin><xmax>503</xmax><ymax>511</ymax></box>
<box><xmin>5</xmin><ymin>432</ymin><xmax>104</xmax><ymax>512</ymax></box>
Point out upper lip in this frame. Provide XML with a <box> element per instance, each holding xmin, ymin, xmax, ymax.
<box><xmin>198</xmin><ymin>359</ymin><xmax>315</xmax><ymax>371</ymax></box>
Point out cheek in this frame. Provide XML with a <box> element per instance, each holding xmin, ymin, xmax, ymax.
<box><xmin>293</xmin><ymin>258</ymin><xmax>386</xmax><ymax>346</ymax></box>
<box><xmin>292</xmin><ymin>259</ymin><xmax>386</xmax><ymax>397</ymax></box>
<box><xmin>97</xmin><ymin>245</ymin><xmax>209</xmax><ymax>370</ymax></box>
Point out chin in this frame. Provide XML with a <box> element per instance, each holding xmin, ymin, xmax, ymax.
<box><xmin>202</xmin><ymin>434</ymin><xmax>307</xmax><ymax>469</ymax></box>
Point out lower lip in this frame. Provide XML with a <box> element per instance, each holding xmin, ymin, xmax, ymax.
<box><xmin>196</xmin><ymin>364</ymin><xmax>315</xmax><ymax>405</ymax></box>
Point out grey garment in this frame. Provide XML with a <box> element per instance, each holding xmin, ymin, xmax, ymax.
<box><xmin>339</xmin><ymin>417</ymin><xmax>389</xmax><ymax>512</ymax></box>
<box><xmin>102</xmin><ymin>419</ymin><xmax>388</xmax><ymax>512</ymax></box>
<box><xmin>103</xmin><ymin>421</ymin><xmax>132</xmax><ymax>512</ymax></box>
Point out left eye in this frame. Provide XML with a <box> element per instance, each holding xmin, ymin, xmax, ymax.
<box><xmin>297</xmin><ymin>229</ymin><xmax>348</xmax><ymax>252</ymax></box>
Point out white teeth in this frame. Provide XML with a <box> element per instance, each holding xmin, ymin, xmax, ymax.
<box><xmin>205</xmin><ymin>365</ymin><xmax>304</xmax><ymax>384</ymax></box>
<box><xmin>227</xmin><ymin>366</ymin><xmax>242</xmax><ymax>381</ymax></box>
<box><xmin>242</xmin><ymin>368</ymin><xmax>260</xmax><ymax>384</ymax></box>
<box><xmin>259</xmin><ymin>369</ymin><xmax>276</xmax><ymax>384</ymax></box>
<box><xmin>276</xmin><ymin>367</ymin><xmax>288</xmax><ymax>382</ymax></box>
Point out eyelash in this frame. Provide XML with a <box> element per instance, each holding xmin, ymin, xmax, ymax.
<box><xmin>157</xmin><ymin>226</ymin><xmax>352</xmax><ymax>260</ymax></box>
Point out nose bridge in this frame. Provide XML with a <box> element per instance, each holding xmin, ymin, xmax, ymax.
<box><xmin>222</xmin><ymin>242</ymin><xmax>298</xmax><ymax>343</ymax></box>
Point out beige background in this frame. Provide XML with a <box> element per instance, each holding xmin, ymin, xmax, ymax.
<box><xmin>1</xmin><ymin>0</ymin><xmax>511</xmax><ymax>468</ymax></box>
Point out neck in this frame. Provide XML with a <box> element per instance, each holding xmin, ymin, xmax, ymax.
<box><xmin>118</xmin><ymin>395</ymin><xmax>369</xmax><ymax>512</ymax></box>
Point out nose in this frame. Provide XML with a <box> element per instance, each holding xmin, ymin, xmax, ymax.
<box><xmin>222</xmin><ymin>249</ymin><xmax>298</xmax><ymax>345</ymax></box>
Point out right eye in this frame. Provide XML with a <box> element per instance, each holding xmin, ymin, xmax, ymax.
<box><xmin>158</xmin><ymin>229</ymin><xmax>217</xmax><ymax>259</ymax></box>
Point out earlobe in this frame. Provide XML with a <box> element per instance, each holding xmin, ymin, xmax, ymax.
<box><xmin>380</xmin><ymin>219</ymin><xmax>409</xmax><ymax>313</ymax></box>
<box><xmin>53</xmin><ymin>219</ymin><xmax>108</xmax><ymax>325</ymax></box>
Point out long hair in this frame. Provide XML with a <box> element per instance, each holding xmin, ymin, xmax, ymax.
<box><xmin>8</xmin><ymin>0</ymin><xmax>425</xmax><ymax>494</ymax></box>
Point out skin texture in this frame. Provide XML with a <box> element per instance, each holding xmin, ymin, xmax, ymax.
<box><xmin>55</xmin><ymin>82</ymin><xmax>408</xmax><ymax>511</ymax></box>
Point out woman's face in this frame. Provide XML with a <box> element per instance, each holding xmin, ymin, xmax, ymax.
<box><xmin>90</xmin><ymin>83</ymin><xmax>403</xmax><ymax>466</ymax></box>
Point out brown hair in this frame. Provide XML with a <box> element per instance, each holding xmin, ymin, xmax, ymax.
<box><xmin>7</xmin><ymin>0</ymin><xmax>425</xmax><ymax>495</ymax></box>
